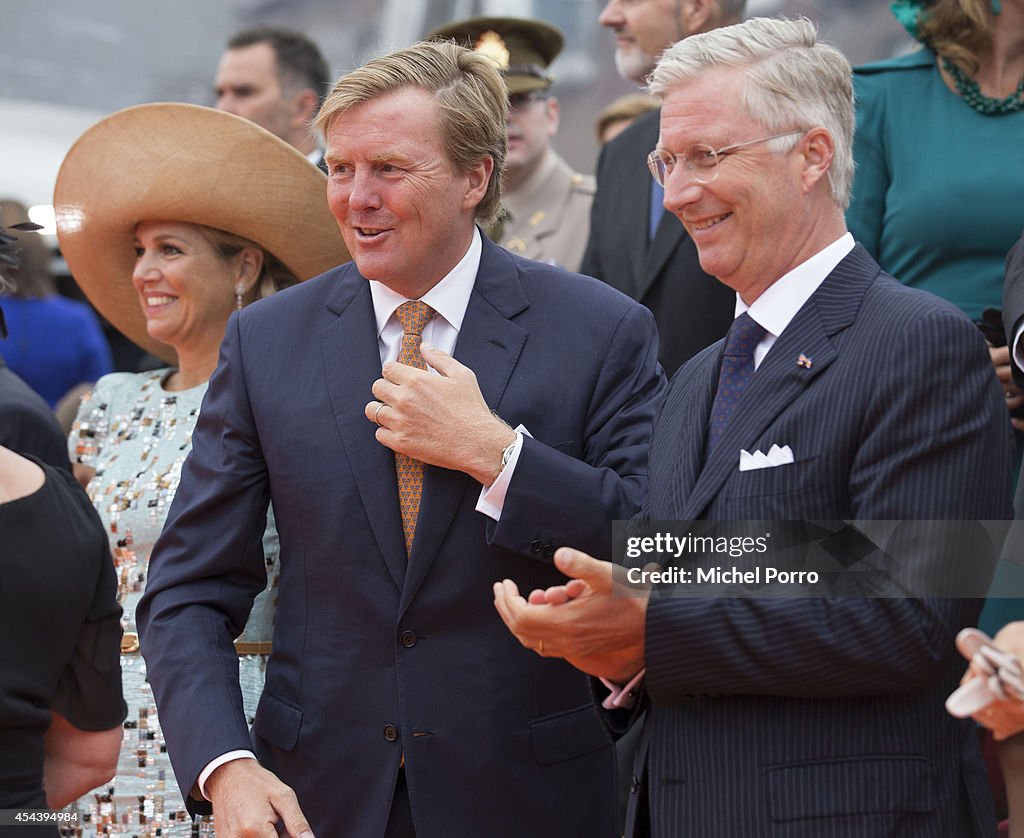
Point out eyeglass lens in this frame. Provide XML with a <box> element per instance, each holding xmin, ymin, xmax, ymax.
<box><xmin>648</xmin><ymin>146</ymin><xmax>718</xmax><ymax>186</ymax></box>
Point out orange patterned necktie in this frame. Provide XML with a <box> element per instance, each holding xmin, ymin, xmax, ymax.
<box><xmin>393</xmin><ymin>300</ymin><xmax>436</xmax><ymax>555</ymax></box>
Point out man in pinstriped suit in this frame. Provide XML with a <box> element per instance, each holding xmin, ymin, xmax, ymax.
<box><xmin>494</xmin><ymin>17</ymin><xmax>1015</xmax><ymax>837</ymax></box>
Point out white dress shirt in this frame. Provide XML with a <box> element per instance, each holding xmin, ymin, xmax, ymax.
<box><xmin>739</xmin><ymin>233</ymin><xmax>855</xmax><ymax>367</ymax></box>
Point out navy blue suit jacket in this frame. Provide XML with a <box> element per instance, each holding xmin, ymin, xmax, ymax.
<box><xmin>138</xmin><ymin>236</ymin><xmax>666</xmax><ymax>836</ymax></box>
<box><xmin>626</xmin><ymin>245</ymin><xmax>1014</xmax><ymax>837</ymax></box>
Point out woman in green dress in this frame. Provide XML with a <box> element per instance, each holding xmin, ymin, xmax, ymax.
<box><xmin>848</xmin><ymin>0</ymin><xmax>1024</xmax><ymax>420</ymax></box>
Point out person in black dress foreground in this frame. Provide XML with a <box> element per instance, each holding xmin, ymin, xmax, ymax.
<box><xmin>0</xmin><ymin>446</ymin><xmax>125</xmax><ymax>834</ymax></box>
<box><xmin>0</xmin><ymin>207</ymin><xmax>125</xmax><ymax>834</ymax></box>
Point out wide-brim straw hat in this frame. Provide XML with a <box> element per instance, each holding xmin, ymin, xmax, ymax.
<box><xmin>55</xmin><ymin>102</ymin><xmax>349</xmax><ymax>363</ymax></box>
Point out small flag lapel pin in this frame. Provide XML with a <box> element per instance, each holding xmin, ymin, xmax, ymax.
<box><xmin>797</xmin><ymin>353</ymin><xmax>812</xmax><ymax>369</ymax></box>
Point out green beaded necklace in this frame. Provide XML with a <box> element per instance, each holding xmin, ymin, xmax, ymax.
<box><xmin>942</xmin><ymin>57</ymin><xmax>1024</xmax><ymax>115</ymax></box>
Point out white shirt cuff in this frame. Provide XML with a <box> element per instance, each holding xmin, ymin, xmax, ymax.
<box><xmin>475</xmin><ymin>426</ymin><xmax>531</xmax><ymax>521</ymax></box>
<box><xmin>600</xmin><ymin>668</ymin><xmax>646</xmax><ymax>710</ymax></box>
<box><xmin>198</xmin><ymin>750</ymin><xmax>257</xmax><ymax>801</ymax></box>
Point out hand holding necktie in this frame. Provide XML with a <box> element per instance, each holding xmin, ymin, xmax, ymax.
<box><xmin>365</xmin><ymin>340</ymin><xmax>516</xmax><ymax>489</ymax></box>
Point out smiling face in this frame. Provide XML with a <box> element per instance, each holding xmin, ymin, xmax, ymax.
<box><xmin>659</xmin><ymin>67</ymin><xmax>829</xmax><ymax>302</ymax></box>
<box><xmin>324</xmin><ymin>86</ymin><xmax>491</xmax><ymax>299</ymax></box>
<box><xmin>131</xmin><ymin>221</ymin><xmax>240</xmax><ymax>353</ymax></box>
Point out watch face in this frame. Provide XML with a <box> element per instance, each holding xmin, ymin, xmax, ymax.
<box><xmin>501</xmin><ymin>440</ymin><xmax>517</xmax><ymax>467</ymax></box>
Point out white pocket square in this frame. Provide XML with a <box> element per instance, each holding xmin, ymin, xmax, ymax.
<box><xmin>739</xmin><ymin>444</ymin><xmax>794</xmax><ymax>471</ymax></box>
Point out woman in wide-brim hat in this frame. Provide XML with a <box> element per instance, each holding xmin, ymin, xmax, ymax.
<box><xmin>55</xmin><ymin>102</ymin><xmax>348</xmax><ymax>834</ymax></box>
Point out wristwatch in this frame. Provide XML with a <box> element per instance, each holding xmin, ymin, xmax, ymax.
<box><xmin>500</xmin><ymin>438</ymin><xmax>518</xmax><ymax>470</ymax></box>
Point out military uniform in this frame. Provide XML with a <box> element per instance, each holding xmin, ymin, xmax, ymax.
<box><xmin>498</xmin><ymin>150</ymin><xmax>594</xmax><ymax>270</ymax></box>
<box><xmin>429</xmin><ymin>16</ymin><xmax>593</xmax><ymax>271</ymax></box>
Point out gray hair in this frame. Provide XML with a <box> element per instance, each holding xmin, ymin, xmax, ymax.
<box><xmin>648</xmin><ymin>17</ymin><xmax>854</xmax><ymax>209</ymax></box>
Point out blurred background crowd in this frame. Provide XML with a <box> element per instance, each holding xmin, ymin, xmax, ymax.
<box><xmin>0</xmin><ymin>0</ymin><xmax>904</xmax><ymax>241</ymax></box>
<box><xmin>2</xmin><ymin>0</ymin><xmax>1023</xmax><ymax>836</ymax></box>
<box><xmin>0</xmin><ymin>0</ymin><xmax>915</xmax><ymax>415</ymax></box>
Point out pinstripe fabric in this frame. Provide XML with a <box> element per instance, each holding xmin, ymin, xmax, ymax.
<box><xmin>628</xmin><ymin>246</ymin><xmax>1015</xmax><ymax>837</ymax></box>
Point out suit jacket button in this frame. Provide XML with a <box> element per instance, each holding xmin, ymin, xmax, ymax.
<box><xmin>383</xmin><ymin>724</ymin><xmax>399</xmax><ymax>742</ymax></box>
<box><xmin>630</xmin><ymin>775</ymin><xmax>640</xmax><ymax>794</ymax></box>
<box><xmin>530</xmin><ymin>540</ymin><xmax>543</xmax><ymax>553</ymax></box>
<box><xmin>543</xmin><ymin>544</ymin><xmax>555</xmax><ymax>558</ymax></box>
<box><xmin>400</xmin><ymin>630</ymin><xmax>417</xmax><ymax>648</ymax></box>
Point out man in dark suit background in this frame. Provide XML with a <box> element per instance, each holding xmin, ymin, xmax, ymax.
<box><xmin>215</xmin><ymin>27</ymin><xmax>331</xmax><ymax>173</ymax></box>
<box><xmin>582</xmin><ymin>0</ymin><xmax>746</xmax><ymax>375</ymax></box>
<box><xmin>495</xmin><ymin>17</ymin><xmax>1014</xmax><ymax>836</ymax></box>
<box><xmin>138</xmin><ymin>40</ymin><xmax>665</xmax><ymax>837</ymax></box>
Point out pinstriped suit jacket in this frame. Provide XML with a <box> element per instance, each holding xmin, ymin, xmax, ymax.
<box><xmin>629</xmin><ymin>245</ymin><xmax>1015</xmax><ymax>837</ymax></box>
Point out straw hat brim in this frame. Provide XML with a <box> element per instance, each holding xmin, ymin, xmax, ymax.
<box><xmin>54</xmin><ymin>103</ymin><xmax>349</xmax><ymax>364</ymax></box>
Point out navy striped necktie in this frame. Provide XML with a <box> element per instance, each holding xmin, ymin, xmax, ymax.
<box><xmin>707</xmin><ymin>313</ymin><xmax>767</xmax><ymax>453</ymax></box>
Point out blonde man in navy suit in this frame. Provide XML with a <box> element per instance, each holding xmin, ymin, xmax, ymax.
<box><xmin>139</xmin><ymin>39</ymin><xmax>665</xmax><ymax>838</ymax></box>
<box><xmin>496</xmin><ymin>17</ymin><xmax>1014</xmax><ymax>837</ymax></box>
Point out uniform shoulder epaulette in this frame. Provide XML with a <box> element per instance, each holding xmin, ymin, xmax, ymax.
<box><xmin>570</xmin><ymin>172</ymin><xmax>596</xmax><ymax>196</ymax></box>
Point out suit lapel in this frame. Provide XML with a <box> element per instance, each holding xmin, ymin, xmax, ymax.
<box><xmin>682</xmin><ymin>245</ymin><xmax>878</xmax><ymax>520</ymax></box>
<box><xmin>638</xmin><ymin>214</ymin><xmax>686</xmax><ymax>302</ymax></box>
<box><xmin>319</xmin><ymin>269</ymin><xmax>409</xmax><ymax>590</ymax></box>
<box><xmin>399</xmin><ymin>238</ymin><xmax>529</xmax><ymax>613</ymax></box>
<box><xmin>667</xmin><ymin>349</ymin><xmax>720</xmax><ymax>517</ymax></box>
<box><xmin>683</xmin><ymin>315</ymin><xmax>836</xmax><ymax>519</ymax></box>
<box><xmin>630</xmin><ymin>108</ymin><xmax>689</xmax><ymax>303</ymax></box>
<box><xmin>619</xmin><ymin>111</ymin><xmax>661</xmax><ymax>297</ymax></box>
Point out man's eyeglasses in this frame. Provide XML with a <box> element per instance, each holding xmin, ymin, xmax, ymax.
<box><xmin>646</xmin><ymin>130</ymin><xmax>805</xmax><ymax>186</ymax></box>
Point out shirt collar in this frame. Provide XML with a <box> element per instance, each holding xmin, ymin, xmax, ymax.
<box><xmin>737</xmin><ymin>233</ymin><xmax>854</xmax><ymax>337</ymax></box>
<box><xmin>369</xmin><ymin>226</ymin><xmax>482</xmax><ymax>338</ymax></box>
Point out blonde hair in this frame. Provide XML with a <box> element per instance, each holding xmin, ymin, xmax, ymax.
<box><xmin>649</xmin><ymin>17</ymin><xmax>854</xmax><ymax>210</ymax></box>
<box><xmin>314</xmin><ymin>40</ymin><xmax>507</xmax><ymax>224</ymax></box>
